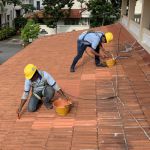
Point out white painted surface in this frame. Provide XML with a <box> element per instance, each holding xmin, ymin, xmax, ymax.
<box><xmin>129</xmin><ymin>20</ymin><xmax>140</xmax><ymax>38</ymax></box>
<box><xmin>1</xmin><ymin>4</ymin><xmax>14</xmax><ymax>27</ymax></box>
<box><xmin>141</xmin><ymin>28</ymin><xmax>150</xmax><ymax>52</ymax></box>
<box><xmin>57</xmin><ymin>25</ymin><xmax>89</xmax><ymax>33</ymax></box>
<box><xmin>64</xmin><ymin>0</ymin><xmax>89</xmax><ymax>9</ymax></box>
<box><xmin>82</xmin><ymin>10</ymin><xmax>91</xmax><ymax>18</ymax></box>
<box><xmin>122</xmin><ymin>16</ymin><xmax>128</xmax><ymax>27</ymax></box>
<box><xmin>39</xmin><ymin>25</ymin><xmax>56</xmax><ymax>36</ymax></box>
<box><xmin>135</xmin><ymin>0</ymin><xmax>142</xmax><ymax>14</ymax></box>
<box><xmin>38</xmin><ymin>24</ymin><xmax>89</xmax><ymax>36</ymax></box>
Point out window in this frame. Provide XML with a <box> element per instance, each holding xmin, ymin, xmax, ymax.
<box><xmin>7</xmin><ymin>15</ymin><xmax>10</xmax><ymax>22</ymax></box>
<box><xmin>37</xmin><ymin>1</ymin><xmax>40</xmax><ymax>10</ymax></box>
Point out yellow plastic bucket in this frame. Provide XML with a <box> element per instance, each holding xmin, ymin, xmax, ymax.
<box><xmin>53</xmin><ymin>99</ymin><xmax>71</xmax><ymax>116</ymax></box>
<box><xmin>105</xmin><ymin>58</ymin><xmax>116</xmax><ymax>67</ymax></box>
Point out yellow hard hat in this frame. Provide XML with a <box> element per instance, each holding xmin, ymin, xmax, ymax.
<box><xmin>24</xmin><ymin>64</ymin><xmax>37</xmax><ymax>79</ymax></box>
<box><xmin>105</xmin><ymin>32</ymin><xmax>113</xmax><ymax>43</ymax></box>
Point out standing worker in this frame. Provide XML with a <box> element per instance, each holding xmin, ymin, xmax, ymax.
<box><xmin>17</xmin><ymin>64</ymin><xmax>68</xmax><ymax>118</ymax></box>
<box><xmin>70</xmin><ymin>31</ymin><xmax>113</xmax><ymax>72</ymax></box>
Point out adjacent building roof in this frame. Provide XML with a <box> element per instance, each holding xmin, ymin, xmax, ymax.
<box><xmin>64</xmin><ymin>9</ymin><xmax>81</xmax><ymax>18</ymax></box>
<box><xmin>24</xmin><ymin>9</ymin><xmax>82</xmax><ymax>19</ymax></box>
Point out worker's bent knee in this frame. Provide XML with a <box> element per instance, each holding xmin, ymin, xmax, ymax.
<box><xmin>44</xmin><ymin>86</ymin><xmax>55</xmax><ymax>99</ymax></box>
<box><xmin>28</xmin><ymin>106</ymin><xmax>37</xmax><ymax>112</ymax></box>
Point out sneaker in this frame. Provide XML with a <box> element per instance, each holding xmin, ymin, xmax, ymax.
<box><xmin>70</xmin><ymin>67</ymin><xmax>75</xmax><ymax>72</ymax></box>
<box><xmin>96</xmin><ymin>63</ymin><xmax>107</xmax><ymax>67</ymax></box>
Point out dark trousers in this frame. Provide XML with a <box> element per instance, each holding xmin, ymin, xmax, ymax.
<box><xmin>28</xmin><ymin>85</ymin><xmax>55</xmax><ymax>112</ymax></box>
<box><xmin>71</xmin><ymin>40</ymin><xmax>100</xmax><ymax>68</ymax></box>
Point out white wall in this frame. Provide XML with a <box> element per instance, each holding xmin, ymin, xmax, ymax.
<box><xmin>1</xmin><ymin>3</ymin><xmax>14</xmax><ymax>27</ymax></box>
<box><xmin>129</xmin><ymin>20</ymin><xmax>140</xmax><ymax>38</ymax></box>
<box><xmin>57</xmin><ymin>25</ymin><xmax>89</xmax><ymax>33</ymax></box>
<box><xmin>82</xmin><ymin>10</ymin><xmax>91</xmax><ymax>18</ymax></box>
<box><xmin>141</xmin><ymin>28</ymin><xmax>150</xmax><ymax>53</ymax></box>
<box><xmin>39</xmin><ymin>24</ymin><xmax>89</xmax><ymax>35</ymax></box>
<box><xmin>134</xmin><ymin>0</ymin><xmax>142</xmax><ymax>14</ymax></box>
<box><xmin>39</xmin><ymin>25</ymin><xmax>56</xmax><ymax>35</ymax></box>
<box><xmin>122</xmin><ymin>15</ymin><xmax>128</xmax><ymax>27</ymax></box>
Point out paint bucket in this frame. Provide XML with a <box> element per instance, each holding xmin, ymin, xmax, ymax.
<box><xmin>53</xmin><ymin>98</ymin><xmax>71</xmax><ymax>116</ymax></box>
<box><xmin>105</xmin><ymin>58</ymin><xmax>116</xmax><ymax>67</ymax></box>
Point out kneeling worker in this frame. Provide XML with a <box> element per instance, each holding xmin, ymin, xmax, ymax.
<box><xmin>17</xmin><ymin>64</ymin><xmax>68</xmax><ymax>118</ymax></box>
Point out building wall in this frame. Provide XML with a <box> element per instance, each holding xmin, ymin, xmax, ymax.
<box><xmin>121</xmin><ymin>0</ymin><xmax>150</xmax><ymax>54</ymax></box>
<box><xmin>0</xmin><ymin>3</ymin><xmax>14</xmax><ymax>27</ymax></box>
<box><xmin>134</xmin><ymin>0</ymin><xmax>142</xmax><ymax>14</ymax></box>
<box><xmin>0</xmin><ymin>0</ymin><xmax>90</xmax><ymax>31</ymax></box>
<box><xmin>57</xmin><ymin>25</ymin><xmax>89</xmax><ymax>33</ymax></box>
<box><xmin>33</xmin><ymin>0</ymin><xmax>44</xmax><ymax>10</ymax></box>
<box><xmin>64</xmin><ymin>0</ymin><xmax>89</xmax><ymax>9</ymax></box>
<box><xmin>23</xmin><ymin>0</ymin><xmax>90</xmax><ymax>12</ymax></box>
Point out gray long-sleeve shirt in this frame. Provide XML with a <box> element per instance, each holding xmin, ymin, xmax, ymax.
<box><xmin>21</xmin><ymin>70</ymin><xmax>60</xmax><ymax>99</ymax></box>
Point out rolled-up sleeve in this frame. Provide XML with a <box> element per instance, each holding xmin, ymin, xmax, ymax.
<box><xmin>44</xmin><ymin>71</ymin><xmax>60</xmax><ymax>91</ymax></box>
<box><xmin>21</xmin><ymin>79</ymin><xmax>31</xmax><ymax>100</ymax></box>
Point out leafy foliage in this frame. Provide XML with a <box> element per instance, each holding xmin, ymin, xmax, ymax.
<box><xmin>22</xmin><ymin>4</ymin><xmax>35</xmax><ymax>13</ymax></box>
<box><xmin>0</xmin><ymin>26</ymin><xmax>15</xmax><ymax>40</ymax></box>
<box><xmin>21</xmin><ymin>19</ymin><xmax>40</xmax><ymax>42</ymax></box>
<box><xmin>87</xmin><ymin>0</ymin><xmax>121</xmax><ymax>27</ymax></box>
<box><xmin>77</xmin><ymin>0</ymin><xmax>85</xmax><ymax>8</ymax></box>
<box><xmin>42</xmin><ymin>0</ymin><xmax>74</xmax><ymax>28</ymax></box>
<box><xmin>14</xmin><ymin>16</ymin><xmax>27</xmax><ymax>31</ymax></box>
<box><xmin>6</xmin><ymin>0</ymin><xmax>21</xmax><ymax>6</ymax></box>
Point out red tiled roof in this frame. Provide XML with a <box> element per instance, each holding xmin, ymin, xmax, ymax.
<box><xmin>25</xmin><ymin>9</ymin><xmax>82</xmax><ymax>19</ymax></box>
<box><xmin>0</xmin><ymin>23</ymin><xmax>150</xmax><ymax>149</ymax></box>
<box><xmin>64</xmin><ymin>9</ymin><xmax>81</xmax><ymax>18</ymax></box>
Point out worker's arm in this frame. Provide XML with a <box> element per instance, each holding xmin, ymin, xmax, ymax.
<box><xmin>44</xmin><ymin>71</ymin><xmax>70</xmax><ymax>101</ymax></box>
<box><xmin>90</xmin><ymin>39</ymin><xmax>109</xmax><ymax>58</ymax></box>
<box><xmin>17</xmin><ymin>80</ymin><xmax>31</xmax><ymax>119</ymax></box>
<box><xmin>52</xmin><ymin>83</ymin><xmax>69</xmax><ymax>100</ymax></box>
<box><xmin>17</xmin><ymin>99</ymin><xmax>27</xmax><ymax>119</ymax></box>
<box><xmin>100</xmin><ymin>45</ymin><xmax>111</xmax><ymax>58</ymax></box>
<box><xmin>57</xmin><ymin>89</ymin><xmax>70</xmax><ymax>100</ymax></box>
<box><xmin>90</xmin><ymin>48</ymin><xmax>108</xmax><ymax>58</ymax></box>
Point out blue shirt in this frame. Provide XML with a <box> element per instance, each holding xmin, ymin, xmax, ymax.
<box><xmin>78</xmin><ymin>31</ymin><xmax>104</xmax><ymax>50</ymax></box>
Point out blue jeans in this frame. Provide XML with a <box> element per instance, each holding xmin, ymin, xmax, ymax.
<box><xmin>28</xmin><ymin>85</ymin><xmax>55</xmax><ymax>112</ymax></box>
<box><xmin>71</xmin><ymin>40</ymin><xmax>100</xmax><ymax>68</ymax></box>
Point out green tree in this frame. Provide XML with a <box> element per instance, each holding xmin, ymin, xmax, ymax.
<box><xmin>110</xmin><ymin>0</ymin><xmax>121</xmax><ymax>18</ymax></box>
<box><xmin>87</xmin><ymin>0</ymin><xmax>121</xmax><ymax>27</ymax></box>
<box><xmin>21</xmin><ymin>19</ymin><xmax>40</xmax><ymax>43</ymax></box>
<box><xmin>14</xmin><ymin>16</ymin><xmax>27</xmax><ymax>31</ymax></box>
<box><xmin>77</xmin><ymin>0</ymin><xmax>86</xmax><ymax>25</ymax></box>
<box><xmin>22</xmin><ymin>4</ymin><xmax>35</xmax><ymax>13</ymax></box>
<box><xmin>7</xmin><ymin>0</ymin><xmax>21</xmax><ymax>6</ymax></box>
<box><xmin>42</xmin><ymin>0</ymin><xmax>74</xmax><ymax>30</ymax></box>
<box><xmin>77</xmin><ymin>0</ymin><xmax>85</xmax><ymax>9</ymax></box>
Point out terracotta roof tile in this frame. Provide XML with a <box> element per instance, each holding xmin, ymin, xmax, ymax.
<box><xmin>0</xmin><ymin>23</ymin><xmax>150</xmax><ymax>149</ymax></box>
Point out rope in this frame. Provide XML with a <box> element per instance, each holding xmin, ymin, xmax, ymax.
<box><xmin>64</xmin><ymin>91</ymin><xmax>116</xmax><ymax>100</ymax></box>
